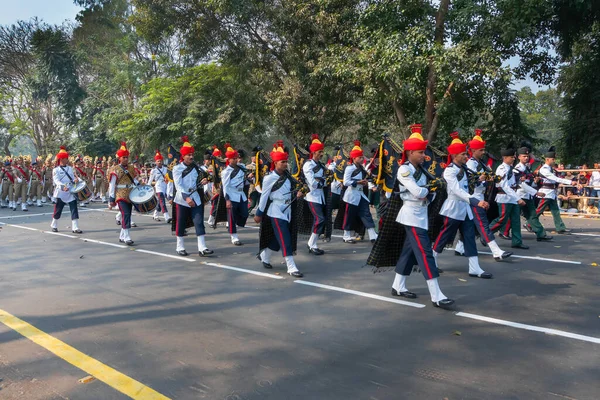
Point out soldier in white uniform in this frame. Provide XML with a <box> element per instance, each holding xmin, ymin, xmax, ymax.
<box><xmin>221</xmin><ymin>144</ymin><xmax>249</xmax><ymax>245</ymax></box>
<box><xmin>489</xmin><ymin>145</ymin><xmax>529</xmax><ymax>249</ymax></box>
<box><xmin>341</xmin><ymin>141</ymin><xmax>378</xmax><ymax>243</ymax></box>
<box><xmin>455</xmin><ymin>129</ymin><xmax>512</xmax><ymax>261</ymax></box>
<box><xmin>432</xmin><ymin>133</ymin><xmax>492</xmax><ymax>279</ymax></box>
<box><xmin>255</xmin><ymin>142</ymin><xmax>304</xmax><ymax>277</ymax></box>
<box><xmin>303</xmin><ymin>134</ymin><xmax>327</xmax><ymax>255</ymax></box>
<box><xmin>149</xmin><ymin>150</ymin><xmax>171</xmax><ymax>223</ymax></box>
<box><xmin>50</xmin><ymin>146</ymin><xmax>82</xmax><ymax>234</ymax></box>
<box><xmin>391</xmin><ymin>125</ymin><xmax>454</xmax><ymax>308</ymax></box>
<box><xmin>536</xmin><ymin>146</ymin><xmax>576</xmax><ymax>233</ymax></box>
<box><xmin>173</xmin><ymin>137</ymin><xmax>213</xmax><ymax>257</ymax></box>
<box><xmin>513</xmin><ymin>145</ymin><xmax>553</xmax><ymax>242</ymax></box>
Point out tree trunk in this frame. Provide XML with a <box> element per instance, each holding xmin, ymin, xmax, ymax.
<box><xmin>425</xmin><ymin>0</ymin><xmax>450</xmax><ymax>142</ymax></box>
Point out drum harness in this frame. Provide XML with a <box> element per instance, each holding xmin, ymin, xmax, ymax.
<box><xmin>59</xmin><ymin>166</ymin><xmax>76</xmax><ymax>190</ymax></box>
<box><xmin>116</xmin><ymin>165</ymin><xmax>137</xmax><ymax>188</ymax></box>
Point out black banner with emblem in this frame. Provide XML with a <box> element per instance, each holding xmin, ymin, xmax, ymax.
<box><xmin>376</xmin><ymin>136</ymin><xmax>401</xmax><ymax>193</ymax></box>
<box><xmin>291</xmin><ymin>144</ymin><xmax>309</xmax><ymax>180</ymax></box>
<box><xmin>254</xmin><ymin>149</ymin><xmax>272</xmax><ymax>191</ymax></box>
<box><xmin>332</xmin><ymin>145</ymin><xmax>348</xmax><ymax>183</ymax></box>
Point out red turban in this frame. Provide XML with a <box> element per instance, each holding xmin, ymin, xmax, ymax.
<box><xmin>309</xmin><ymin>134</ymin><xmax>324</xmax><ymax>153</ymax></box>
<box><xmin>180</xmin><ymin>136</ymin><xmax>194</xmax><ymax>156</ymax></box>
<box><xmin>116</xmin><ymin>142</ymin><xmax>129</xmax><ymax>158</ymax></box>
<box><xmin>56</xmin><ymin>146</ymin><xmax>69</xmax><ymax>160</ymax></box>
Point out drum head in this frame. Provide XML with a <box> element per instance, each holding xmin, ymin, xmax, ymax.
<box><xmin>129</xmin><ymin>185</ymin><xmax>154</xmax><ymax>204</ymax></box>
<box><xmin>70</xmin><ymin>181</ymin><xmax>86</xmax><ymax>193</ymax></box>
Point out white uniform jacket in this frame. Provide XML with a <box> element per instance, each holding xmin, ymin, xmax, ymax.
<box><xmin>514</xmin><ymin>162</ymin><xmax>538</xmax><ymax>200</ymax></box>
<box><xmin>173</xmin><ymin>162</ymin><xmax>202</xmax><ymax>208</ymax></box>
<box><xmin>328</xmin><ymin>161</ymin><xmax>342</xmax><ymax>195</ymax></box>
<box><xmin>537</xmin><ymin>164</ymin><xmax>572</xmax><ymax>200</ymax></box>
<box><xmin>465</xmin><ymin>158</ymin><xmax>488</xmax><ymax>201</ymax></box>
<box><xmin>439</xmin><ymin>163</ymin><xmax>478</xmax><ymax>220</ymax></box>
<box><xmin>256</xmin><ymin>171</ymin><xmax>293</xmax><ymax>222</ymax></box>
<box><xmin>396</xmin><ymin>163</ymin><xmax>431</xmax><ymax>230</ymax></box>
<box><xmin>149</xmin><ymin>166</ymin><xmax>168</xmax><ymax>193</ymax></box>
<box><xmin>53</xmin><ymin>166</ymin><xmax>77</xmax><ymax>203</ymax></box>
<box><xmin>495</xmin><ymin>163</ymin><xmax>520</xmax><ymax>204</ymax></box>
<box><xmin>303</xmin><ymin>159</ymin><xmax>326</xmax><ymax>204</ymax></box>
<box><xmin>342</xmin><ymin>163</ymin><xmax>370</xmax><ymax>206</ymax></box>
<box><xmin>221</xmin><ymin>165</ymin><xmax>247</xmax><ymax>202</ymax></box>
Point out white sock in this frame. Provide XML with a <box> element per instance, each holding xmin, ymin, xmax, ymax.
<box><xmin>468</xmin><ymin>256</ymin><xmax>485</xmax><ymax>275</ymax></box>
<box><xmin>153</xmin><ymin>210</ymin><xmax>159</xmax><ymax>218</ymax></box>
<box><xmin>124</xmin><ymin>229</ymin><xmax>131</xmax><ymax>241</ymax></box>
<box><xmin>487</xmin><ymin>240</ymin><xmax>503</xmax><ymax>258</ymax></box>
<box><xmin>231</xmin><ymin>233</ymin><xmax>239</xmax><ymax>243</ymax></box>
<box><xmin>176</xmin><ymin>236</ymin><xmax>185</xmax><ymax>251</ymax></box>
<box><xmin>119</xmin><ymin>228</ymin><xmax>125</xmax><ymax>240</ymax></box>
<box><xmin>197</xmin><ymin>235</ymin><xmax>207</xmax><ymax>251</ymax></box>
<box><xmin>208</xmin><ymin>215</ymin><xmax>215</xmax><ymax>225</ymax></box>
<box><xmin>343</xmin><ymin>230</ymin><xmax>353</xmax><ymax>240</ymax></box>
<box><xmin>116</xmin><ymin>213</ymin><xmax>121</xmax><ymax>222</ymax></box>
<box><xmin>367</xmin><ymin>228</ymin><xmax>378</xmax><ymax>240</ymax></box>
<box><xmin>72</xmin><ymin>219</ymin><xmax>79</xmax><ymax>231</ymax></box>
<box><xmin>455</xmin><ymin>240</ymin><xmax>464</xmax><ymax>255</ymax></box>
<box><xmin>308</xmin><ymin>233</ymin><xmax>319</xmax><ymax>249</ymax></box>
<box><xmin>21</xmin><ymin>203</ymin><xmax>27</xmax><ymax>210</ymax></box>
<box><xmin>51</xmin><ymin>218</ymin><xmax>58</xmax><ymax>229</ymax></box>
<box><xmin>164</xmin><ymin>212</ymin><xmax>170</xmax><ymax>220</ymax></box>
<box><xmin>426</xmin><ymin>278</ymin><xmax>447</xmax><ymax>302</ymax></box>
<box><xmin>285</xmin><ymin>256</ymin><xmax>299</xmax><ymax>273</ymax></box>
<box><xmin>260</xmin><ymin>248</ymin><xmax>272</xmax><ymax>263</ymax></box>
<box><xmin>392</xmin><ymin>273</ymin><xmax>408</xmax><ymax>293</ymax></box>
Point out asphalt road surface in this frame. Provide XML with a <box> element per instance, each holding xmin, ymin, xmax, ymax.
<box><xmin>0</xmin><ymin>202</ymin><xmax>599</xmax><ymax>400</ymax></box>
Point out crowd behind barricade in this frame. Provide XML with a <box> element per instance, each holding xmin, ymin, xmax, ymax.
<box><xmin>554</xmin><ymin>163</ymin><xmax>600</xmax><ymax>215</ymax></box>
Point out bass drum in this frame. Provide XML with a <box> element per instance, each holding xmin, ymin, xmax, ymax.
<box><xmin>69</xmin><ymin>181</ymin><xmax>92</xmax><ymax>202</ymax></box>
<box><xmin>129</xmin><ymin>185</ymin><xmax>158</xmax><ymax>213</ymax></box>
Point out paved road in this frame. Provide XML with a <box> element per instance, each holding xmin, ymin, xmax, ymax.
<box><xmin>0</xmin><ymin>203</ymin><xmax>599</xmax><ymax>399</ymax></box>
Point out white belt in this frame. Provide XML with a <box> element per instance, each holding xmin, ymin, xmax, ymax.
<box><xmin>403</xmin><ymin>199</ymin><xmax>427</xmax><ymax>207</ymax></box>
<box><xmin>271</xmin><ymin>198</ymin><xmax>291</xmax><ymax>205</ymax></box>
<box><xmin>117</xmin><ymin>184</ymin><xmax>134</xmax><ymax>189</ymax></box>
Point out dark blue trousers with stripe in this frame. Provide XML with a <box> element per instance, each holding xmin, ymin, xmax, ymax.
<box><xmin>342</xmin><ymin>198</ymin><xmax>375</xmax><ymax>230</ymax></box>
<box><xmin>268</xmin><ymin>217</ymin><xmax>293</xmax><ymax>257</ymax></box>
<box><xmin>396</xmin><ymin>226</ymin><xmax>439</xmax><ymax>280</ymax></box>
<box><xmin>227</xmin><ymin>199</ymin><xmax>249</xmax><ymax>234</ymax></box>
<box><xmin>307</xmin><ymin>201</ymin><xmax>326</xmax><ymax>234</ymax></box>
<box><xmin>155</xmin><ymin>192</ymin><xmax>167</xmax><ymax>213</ymax></box>
<box><xmin>433</xmin><ymin>216</ymin><xmax>478</xmax><ymax>257</ymax></box>
<box><xmin>175</xmin><ymin>204</ymin><xmax>205</xmax><ymax>236</ymax></box>
<box><xmin>117</xmin><ymin>200</ymin><xmax>133</xmax><ymax>229</ymax></box>
<box><xmin>53</xmin><ymin>198</ymin><xmax>79</xmax><ymax>220</ymax></box>
<box><xmin>471</xmin><ymin>204</ymin><xmax>495</xmax><ymax>243</ymax></box>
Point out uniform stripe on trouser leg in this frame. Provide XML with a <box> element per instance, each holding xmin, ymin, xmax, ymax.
<box><xmin>536</xmin><ymin>199</ymin><xmax>547</xmax><ymax>216</ymax></box>
<box><xmin>490</xmin><ymin>204</ymin><xmax>506</xmax><ymax>231</ymax></box>
<box><xmin>309</xmin><ymin>202</ymin><xmax>320</xmax><ymax>234</ymax></box>
<box><xmin>473</xmin><ymin>207</ymin><xmax>490</xmax><ymax>242</ymax></box>
<box><xmin>412</xmin><ymin>227</ymin><xmax>433</xmax><ymax>279</ymax></box>
<box><xmin>342</xmin><ymin>203</ymin><xmax>350</xmax><ymax>231</ymax></box>
<box><xmin>433</xmin><ymin>217</ymin><xmax>449</xmax><ymax>250</ymax></box>
<box><xmin>273</xmin><ymin>218</ymin><xmax>288</xmax><ymax>257</ymax></box>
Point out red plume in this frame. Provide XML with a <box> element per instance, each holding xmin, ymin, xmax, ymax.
<box><xmin>450</xmin><ymin>132</ymin><xmax>459</xmax><ymax>139</ymax></box>
<box><xmin>120</xmin><ymin>142</ymin><xmax>126</xmax><ymax>146</ymax></box>
<box><xmin>354</xmin><ymin>140</ymin><xmax>361</xmax><ymax>146</ymax></box>
<box><xmin>59</xmin><ymin>145</ymin><xmax>66</xmax><ymax>150</ymax></box>
<box><xmin>181</xmin><ymin>136</ymin><xmax>189</xmax><ymax>143</ymax></box>
<box><xmin>474</xmin><ymin>129</ymin><xmax>482</xmax><ymax>136</ymax></box>
<box><xmin>224</xmin><ymin>142</ymin><xmax>231</xmax><ymax>149</ymax></box>
<box><xmin>311</xmin><ymin>134</ymin><xmax>319</xmax><ymax>140</ymax></box>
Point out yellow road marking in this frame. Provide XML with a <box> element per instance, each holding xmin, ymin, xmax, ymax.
<box><xmin>0</xmin><ymin>309</ymin><xmax>170</xmax><ymax>400</ymax></box>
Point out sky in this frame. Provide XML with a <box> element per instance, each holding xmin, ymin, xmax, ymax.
<box><xmin>0</xmin><ymin>0</ymin><xmax>551</xmax><ymax>93</ymax></box>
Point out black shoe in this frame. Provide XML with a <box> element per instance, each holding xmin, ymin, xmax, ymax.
<box><xmin>116</xmin><ymin>220</ymin><xmax>121</xmax><ymax>226</ymax></box>
<box><xmin>23</xmin><ymin>209</ymin><xmax>28</xmax><ymax>212</ymax></box>
<box><xmin>391</xmin><ymin>288</ymin><xmax>417</xmax><ymax>299</ymax></box>
<box><xmin>537</xmin><ymin>236</ymin><xmax>553</xmax><ymax>242</ymax></box>
<box><xmin>51</xmin><ymin>228</ymin><xmax>58</xmax><ymax>232</ymax></box>
<box><xmin>343</xmin><ymin>238</ymin><xmax>356</xmax><ymax>244</ymax></box>
<box><xmin>523</xmin><ymin>223</ymin><xmax>533</xmax><ymax>233</ymax></box>
<box><xmin>437</xmin><ymin>268</ymin><xmax>444</xmax><ymax>273</ymax></box>
<box><xmin>233</xmin><ymin>240</ymin><xmax>243</xmax><ymax>246</ymax></box>
<box><xmin>469</xmin><ymin>272</ymin><xmax>493</xmax><ymax>279</ymax></box>
<box><xmin>498</xmin><ymin>233</ymin><xmax>511</xmax><ymax>240</ymax></box>
<box><xmin>72</xmin><ymin>229</ymin><xmax>83</xmax><ymax>234</ymax></box>
<box><xmin>256</xmin><ymin>254</ymin><xmax>273</xmax><ymax>269</ymax></box>
<box><xmin>454</xmin><ymin>251</ymin><xmax>464</xmax><ymax>257</ymax></box>
<box><xmin>557</xmin><ymin>229</ymin><xmax>571</xmax><ymax>234</ymax></box>
<box><xmin>199</xmin><ymin>249</ymin><xmax>214</xmax><ymax>256</ymax></box>
<box><xmin>432</xmin><ymin>298</ymin><xmax>455</xmax><ymax>309</ymax></box>
<box><xmin>166</xmin><ymin>218</ymin><xmax>172</xmax><ymax>224</ymax></box>
<box><xmin>131</xmin><ymin>223</ymin><xmax>137</xmax><ymax>228</ymax></box>
<box><xmin>176</xmin><ymin>250</ymin><xmax>188</xmax><ymax>256</ymax></box>
<box><xmin>308</xmin><ymin>247</ymin><xmax>325</xmax><ymax>255</ymax></box>
<box><xmin>289</xmin><ymin>271</ymin><xmax>304</xmax><ymax>278</ymax></box>
<box><xmin>494</xmin><ymin>251</ymin><xmax>513</xmax><ymax>261</ymax></box>
<box><xmin>511</xmin><ymin>244</ymin><xmax>529</xmax><ymax>249</ymax></box>
<box><xmin>125</xmin><ymin>240</ymin><xmax>134</xmax><ymax>246</ymax></box>
<box><xmin>370</xmin><ymin>239</ymin><xmax>376</xmax><ymax>244</ymax></box>
<box><xmin>480</xmin><ymin>237</ymin><xmax>488</xmax><ymax>247</ymax></box>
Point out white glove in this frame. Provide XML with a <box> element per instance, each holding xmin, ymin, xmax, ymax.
<box><xmin>17</xmin><ymin>178</ymin><xmax>22</xmax><ymax>183</ymax></box>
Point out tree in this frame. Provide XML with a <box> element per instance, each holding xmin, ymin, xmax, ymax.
<box><xmin>516</xmin><ymin>86</ymin><xmax>566</xmax><ymax>149</ymax></box>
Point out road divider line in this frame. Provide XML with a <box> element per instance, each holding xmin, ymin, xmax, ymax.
<box><xmin>572</xmin><ymin>233</ymin><xmax>600</xmax><ymax>238</ymax></box>
<box><xmin>81</xmin><ymin>238</ymin><xmax>127</xmax><ymax>249</ymax></box>
<box><xmin>447</xmin><ymin>248</ymin><xmax>581</xmax><ymax>265</ymax></box>
<box><xmin>0</xmin><ymin>308</ymin><xmax>170</xmax><ymax>399</ymax></box>
<box><xmin>0</xmin><ymin>209</ymin><xmax>93</xmax><ymax>219</ymax></box>
<box><xmin>46</xmin><ymin>231</ymin><xmax>77</xmax><ymax>239</ymax></box>
<box><xmin>136</xmin><ymin>249</ymin><xmax>195</xmax><ymax>262</ymax></box>
<box><xmin>8</xmin><ymin>224</ymin><xmax>38</xmax><ymax>231</ymax></box>
<box><xmin>456</xmin><ymin>312</ymin><xmax>600</xmax><ymax>344</ymax></box>
<box><xmin>294</xmin><ymin>280</ymin><xmax>426</xmax><ymax>308</ymax></box>
<box><xmin>201</xmin><ymin>261</ymin><xmax>285</xmax><ymax>279</ymax></box>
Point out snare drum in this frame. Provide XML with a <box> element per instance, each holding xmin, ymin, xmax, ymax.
<box><xmin>129</xmin><ymin>185</ymin><xmax>158</xmax><ymax>213</ymax></box>
<box><xmin>69</xmin><ymin>181</ymin><xmax>92</xmax><ymax>202</ymax></box>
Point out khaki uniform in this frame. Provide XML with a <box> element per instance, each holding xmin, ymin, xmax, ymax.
<box><xmin>1</xmin><ymin>167</ymin><xmax>15</xmax><ymax>207</ymax></box>
<box><xmin>93</xmin><ymin>166</ymin><xmax>107</xmax><ymax>197</ymax></box>
<box><xmin>29</xmin><ymin>167</ymin><xmax>43</xmax><ymax>202</ymax></box>
<box><xmin>43</xmin><ymin>166</ymin><xmax>54</xmax><ymax>199</ymax></box>
<box><xmin>84</xmin><ymin>165</ymin><xmax>94</xmax><ymax>196</ymax></box>
<box><xmin>12</xmin><ymin>165</ymin><xmax>29</xmax><ymax>205</ymax></box>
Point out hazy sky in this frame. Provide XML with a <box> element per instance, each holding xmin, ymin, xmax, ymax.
<box><xmin>0</xmin><ymin>0</ymin><xmax>550</xmax><ymax>92</ymax></box>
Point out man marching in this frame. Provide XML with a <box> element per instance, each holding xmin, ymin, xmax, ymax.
<box><xmin>432</xmin><ymin>133</ymin><xmax>493</xmax><ymax>279</ymax></box>
<box><xmin>303</xmin><ymin>134</ymin><xmax>327</xmax><ymax>255</ymax></box>
<box><xmin>255</xmin><ymin>142</ymin><xmax>304</xmax><ymax>277</ymax></box>
<box><xmin>536</xmin><ymin>146</ymin><xmax>576</xmax><ymax>234</ymax></box>
<box><xmin>173</xmin><ymin>136</ymin><xmax>214</xmax><ymax>257</ymax></box>
<box><xmin>29</xmin><ymin>158</ymin><xmax>44</xmax><ymax>207</ymax></box>
<box><xmin>149</xmin><ymin>149</ymin><xmax>172</xmax><ymax>223</ymax></box>
<box><xmin>455</xmin><ymin>129</ymin><xmax>512</xmax><ymax>261</ymax></box>
<box><xmin>392</xmin><ymin>125</ymin><xmax>454</xmax><ymax>308</ymax></box>
<box><xmin>0</xmin><ymin>160</ymin><xmax>15</xmax><ymax>209</ymax></box>
<box><xmin>12</xmin><ymin>157</ymin><xmax>29</xmax><ymax>211</ymax></box>
<box><xmin>108</xmin><ymin>142</ymin><xmax>139</xmax><ymax>245</ymax></box>
<box><xmin>222</xmin><ymin>144</ymin><xmax>249</xmax><ymax>245</ymax></box>
<box><xmin>341</xmin><ymin>141</ymin><xmax>378</xmax><ymax>244</ymax></box>
<box><xmin>50</xmin><ymin>146</ymin><xmax>83</xmax><ymax>234</ymax></box>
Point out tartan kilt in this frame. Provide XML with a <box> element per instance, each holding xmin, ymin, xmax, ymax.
<box><xmin>333</xmin><ymin>187</ymin><xmax>367</xmax><ymax>238</ymax></box>
<box><xmin>258</xmin><ymin>200</ymin><xmax>298</xmax><ymax>255</ymax></box>
<box><xmin>323</xmin><ymin>186</ymin><xmax>333</xmax><ymax>241</ymax></box>
<box><xmin>366</xmin><ymin>193</ymin><xmax>405</xmax><ymax>272</ymax></box>
<box><xmin>427</xmin><ymin>189</ymin><xmax>448</xmax><ymax>243</ymax></box>
<box><xmin>485</xmin><ymin>184</ymin><xmax>500</xmax><ymax>222</ymax></box>
<box><xmin>296</xmin><ymin>197</ymin><xmax>314</xmax><ymax>236</ymax></box>
<box><xmin>211</xmin><ymin>189</ymin><xmax>229</xmax><ymax>227</ymax></box>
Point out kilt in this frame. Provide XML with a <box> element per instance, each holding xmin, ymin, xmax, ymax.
<box><xmin>170</xmin><ymin>188</ymin><xmax>206</xmax><ymax>235</ymax></box>
<box><xmin>333</xmin><ymin>187</ymin><xmax>367</xmax><ymax>238</ymax></box>
<box><xmin>210</xmin><ymin>189</ymin><xmax>229</xmax><ymax>228</ymax></box>
<box><xmin>366</xmin><ymin>193</ymin><xmax>405</xmax><ymax>272</ymax></box>
<box><xmin>258</xmin><ymin>200</ymin><xmax>299</xmax><ymax>255</ymax></box>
